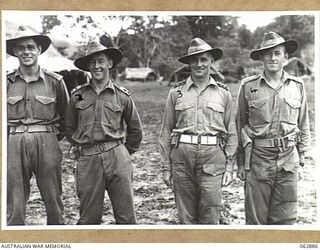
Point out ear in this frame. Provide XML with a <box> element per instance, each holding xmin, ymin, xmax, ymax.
<box><xmin>108</xmin><ymin>59</ymin><xmax>114</xmax><ymax>69</ymax></box>
<box><xmin>37</xmin><ymin>45</ymin><xmax>42</xmax><ymax>54</ymax></box>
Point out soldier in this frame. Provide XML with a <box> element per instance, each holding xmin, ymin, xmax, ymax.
<box><xmin>65</xmin><ymin>41</ymin><xmax>143</xmax><ymax>225</ymax></box>
<box><xmin>159</xmin><ymin>38</ymin><xmax>237</xmax><ymax>224</ymax></box>
<box><xmin>6</xmin><ymin>27</ymin><xmax>69</xmax><ymax>225</ymax></box>
<box><xmin>236</xmin><ymin>31</ymin><xmax>311</xmax><ymax>225</ymax></box>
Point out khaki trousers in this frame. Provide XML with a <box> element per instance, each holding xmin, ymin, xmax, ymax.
<box><xmin>7</xmin><ymin>132</ymin><xmax>64</xmax><ymax>225</ymax></box>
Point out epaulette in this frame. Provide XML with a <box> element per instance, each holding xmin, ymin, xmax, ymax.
<box><xmin>217</xmin><ymin>82</ymin><xmax>229</xmax><ymax>91</ymax></box>
<box><xmin>171</xmin><ymin>79</ymin><xmax>187</xmax><ymax>88</ymax></box>
<box><xmin>115</xmin><ymin>84</ymin><xmax>131</xmax><ymax>96</ymax></box>
<box><xmin>7</xmin><ymin>69</ymin><xmax>17</xmax><ymax>76</ymax></box>
<box><xmin>242</xmin><ymin>74</ymin><xmax>260</xmax><ymax>85</ymax></box>
<box><xmin>288</xmin><ymin>75</ymin><xmax>304</xmax><ymax>85</ymax></box>
<box><xmin>71</xmin><ymin>83</ymin><xmax>90</xmax><ymax>94</ymax></box>
<box><xmin>43</xmin><ymin>69</ymin><xmax>63</xmax><ymax>81</ymax></box>
<box><xmin>7</xmin><ymin>69</ymin><xmax>17</xmax><ymax>83</ymax></box>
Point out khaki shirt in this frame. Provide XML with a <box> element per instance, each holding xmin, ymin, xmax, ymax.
<box><xmin>159</xmin><ymin>76</ymin><xmax>237</xmax><ymax>171</ymax></box>
<box><xmin>236</xmin><ymin>71</ymin><xmax>311</xmax><ymax>168</ymax></box>
<box><xmin>7</xmin><ymin>67</ymin><xmax>69</xmax><ymax>138</ymax></box>
<box><xmin>65</xmin><ymin>81</ymin><xmax>143</xmax><ymax>154</ymax></box>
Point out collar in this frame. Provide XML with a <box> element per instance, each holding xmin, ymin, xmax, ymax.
<box><xmin>89</xmin><ymin>79</ymin><xmax>115</xmax><ymax>93</ymax></box>
<box><xmin>186</xmin><ymin>76</ymin><xmax>218</xmax><ymax>91</ymax></box>
<box><xmin>11</xmin><ymin>66</ymin><xmax>45</xmax><ymax>82</ymax></box>
<box><xmin>259</xmin><ymin>70</ymin><xmax>292</xmax><ymax>88</ymax></box>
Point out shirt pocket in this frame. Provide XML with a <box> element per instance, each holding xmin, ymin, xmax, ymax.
<box><xmin>33</xmin><ymin>96</ymin><xmax>57</xmax><ymax>120</ymax></box>
<box><xmin>7</xmin><ymin>95</ymin><xmax>25</xmax><ymax>119</ymax></box>
<box><xmin>281</xmin><ymin>97</ymin><xmax>301</xmax><ymax>125</ymax></box>
<box><xmin>204</xmin><ymin>102</ymin><xmax>225</xmax><ymax>129</ymax></box>
<box><xmin>102</xmin><ymin>102</ymin><xmax>124</xmax><ymax>129</ymax></box>
<box><xmin>248</xmin><ymin>98</ymin><xmax>271</xmax><ymax>126</ymax></box>
<box><xmin>75</xmin><ymin>100</ymin><xmax>94</xmax><ymax>126</ymax></box>
<box><xmin>174</xmin><ymin>102</ymin><xmax>194</xmax><ymax>128</ymax></box>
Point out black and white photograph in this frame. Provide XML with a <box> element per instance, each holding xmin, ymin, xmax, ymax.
<box><xmin>2</xmin><ymin>10</ymin><xmax>319</xmax><ymax>230</ymax></box>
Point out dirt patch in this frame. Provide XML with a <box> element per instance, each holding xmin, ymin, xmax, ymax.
<box><xmin>24</xmin><ymin>80</ymin><xmax>316</xmax><ymax>226</ymax></box>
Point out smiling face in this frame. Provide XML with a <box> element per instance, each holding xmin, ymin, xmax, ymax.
<box><xmin>88</xmin><ymin>52</ymin><xmax>113</xmax><ymax>82</ymax></box>
<box><xmin>189</xmin><ymin>52</ymin><xmax>213</xmax><ymax>80</ymax></box>
<box><xmin>13</xmin><ymin>38</ymin><xmax>41</xmax><ymax>67</ymax></box>
<box><xmin>260</xmin><ymin>45</ymin><xmax>288</xmax><ymax>74</ymax></box>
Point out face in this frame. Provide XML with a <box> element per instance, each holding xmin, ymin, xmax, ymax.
<box><xmin>13</xmin><ymin>38</ymin><xmax>41</xmax><ymax>67</ymax></box>
<box><xmin>260</xmin><ymin>45</ymin><xmax>288</xmax><ymax>74</ymax></box>
<box><xmin>88</xmin><ymin>53</ymin><xmax>113</xmax><ymax>82</ymax></box>
<box><xmin>189</xmin><ymin>52</ymin><xmax>213</xmax><ymax>79</ymax></box>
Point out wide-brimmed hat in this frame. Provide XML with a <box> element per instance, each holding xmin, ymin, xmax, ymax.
<box><xmin>178</xmin><ymin>38</ymin><xmax>223</xmax><ymax>64</ymax></box>
<box><xmin>74</xmin><ymin>41</ymin><xmax>123</xmax><ymax>71</ymax></box>
<box><xmin>250</xmin><ymin>31</ymin><xmax>298</xmax><ymax>60</ymax></box>
<box><xmin>6</xmin><ymin>26</ymin><xmax>51</xmax><ymax>57</ymax></box>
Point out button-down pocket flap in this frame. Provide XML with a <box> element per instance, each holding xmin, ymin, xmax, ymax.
<box><xmin>35</xmin><ymin>96</ymin><xmax>56</xmax><ymax>105</ymax></box>
<box><xmin>249</xmin><ymin>98</ymin><xmax>268</xmax><ymax>108</ymax></box>
<box><xmin>284</xmin><ymin>98</ymin><xmax>301</xmax><ymax>109</ymax></box>
<box><xmin>175</xmin><ymin>102</ymin><xmax>194</xmax><ymax>111</ymax></box>
<box><xmin>7</xmin><ymin>96</ymin><xmax>23</xmax><ymax>105</ymax></box>
<box><xmin>203</xmin><ymin>164</ymin><xmax>225</xmax><ymax>176</ymax></box>
<box><xmin>207</xmin><ymin>102</ymin><xmax>224</xmax><ymax>112</ymax></box>
<box><xmin>104</xmin><ymin>102</ymin><xmax>123</xmax><ymax>112</ymax></box>
<box><xmin>76</xmin><ymin>101</ymin><xmax>93</xmax><ymax>110</ymax></box>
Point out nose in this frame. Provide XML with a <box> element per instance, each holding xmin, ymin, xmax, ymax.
<box><xmin>196</xmin><ymin>58</ymin><xmax>202</xmax><ymax>66</ymax></box>
<box><xmin>93</xmin><ymin>61</ymin><xmax>100</xmax><ymax>68</ymax></box>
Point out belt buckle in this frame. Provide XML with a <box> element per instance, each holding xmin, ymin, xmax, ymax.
<box><xmin>274</xmin><ymin>138</ymin><xmax>283</xmax><ymax>147</ymax></box>
<box><xmin>22</xmin><ymin>125</ymin><xmax>28</xmax><ymax>132</ymax></box>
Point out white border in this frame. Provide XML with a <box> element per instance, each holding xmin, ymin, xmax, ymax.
<box><xmin>2</xmin><ymin>10</ymin><xmax>320</xmax><ymax>231</ymax></box>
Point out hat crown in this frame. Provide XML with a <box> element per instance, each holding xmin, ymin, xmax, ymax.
<box><xmin>260</xmin><ymin>31</ymin><xmax>286</xmax><ymax>49</ymax></box>
<box><xmin>188</xmin><ymin>38</ymin><xmax>213</xmax><ymax>55</ymax></box>
<box><xmin>85</xmin><ymin>41</ymin><xmax>108</xmax><ymax>56</ymax></box>
<box><xmin>10</xmin><ymin>26</ymin><xmax>41</xmax><ymax>40</ymax></box>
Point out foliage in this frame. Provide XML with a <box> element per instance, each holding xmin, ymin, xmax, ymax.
<box><xmin>40</xmin><ymin>14</ymin><xmax>315</xmax><ymax>80</ymax></box>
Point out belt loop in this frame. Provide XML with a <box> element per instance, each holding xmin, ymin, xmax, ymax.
<box><xmin>46</xmin><ymin>124</ymin><xmax>52</xmax><ymax>132</ymax></box>
<box><xmin>198</xmin><ymin>135</ymin><xmax>201</xmax><ymax>144</ymax></box>
<box><xmin>274</xmin><ymin>138</ymin><xmax>278</xmax><ymax>147</ymax></box>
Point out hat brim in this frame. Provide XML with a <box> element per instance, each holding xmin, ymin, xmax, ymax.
<box><xmin>6</xmin><ymin>35</ymin><xmax>51</xmax><ymax>57</ymax></box>
<box><xmin>74</xmin><ymin>48</ymin><xmax>123</xmax><ymax>71</ymax></box>
<box><xmin>250</xmin><ymin>40</ymin><xmax>298</xmax><ymax>61</ymax></box>
<box><xmin>178</xmin><ymin>48</ymin><xmax>223</xmax><ymax>64</ymax></box>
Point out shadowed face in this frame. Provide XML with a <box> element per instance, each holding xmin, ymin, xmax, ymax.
<box><xmin>189</xmin><ymin>52</ymin><xmax>213</xmax><ymax>80</ymax></box>
<box><xmin>13</xmin><ymin>38</ymin><xmax>41</xmax><ymax>67</ymax></box>
<box><xmin>88</xmin><ymin>52</ymin><xmax>113</xmax><ymax>82</ymax></box>
<box><xmin>260</xmin><ymin>45</ymin><xmax>288</xmax><ymax>74</ymax></box>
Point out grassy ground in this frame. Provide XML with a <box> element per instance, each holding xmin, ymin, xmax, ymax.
<box><xmin>25</xmin><ymin>78</ymin><xmax>317</xmax><ymax>226</ymax></box>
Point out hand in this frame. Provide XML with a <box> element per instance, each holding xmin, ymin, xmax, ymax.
<box><xmin>222</xmin><ymin>171</ymin><xmax>233</xmax><ymax>187</ymax></box>
<box><xmin>299</xmin><ymin>153</ymin><xmax>305</xmax><ymax>167</ymax></box>
<box><xmin>237</xmin><ymin>167</ymin><xmax>246</xmax><ymax>181</ymax></box>
<box><xmin>162</xmin><ymin>170</ymin><xmax>173</xmax><ymax>188</ymax></box>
